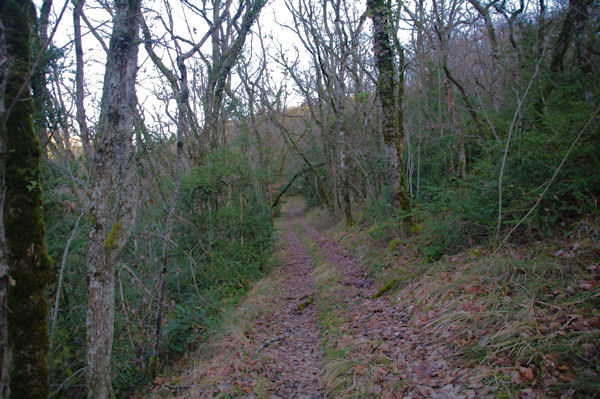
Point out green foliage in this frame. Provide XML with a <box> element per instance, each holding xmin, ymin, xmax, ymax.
<box><xmin>42</xmin><ymin>145</ymin><xmax>274</xmax><ymax>396</ymax></box>
<box><xmin>362</xmin><ymin>189</ymin><xmax>398</xmax><ymax>241</ymax></box>
<box><xmin>419</xmin><ymin>208</ymin><xmax>471</xmax><ymax>262</ymax></box>
<box><xmin>411</xmin><ymin>62</ymin><xmax>600</xmax><ymax>261</ymax></box>
<box><xmin>154</xmin><ymin>147</ymin><xmax>274</xmax><ymax>362</ymax></box>
<box><xmin>36</xmin><ymin>1</ymin><xmax>600</xmax><ymax>396</ymax></box>
<box><xmin>42</xmin><ymin>166</ymin><xmax>88</xmax><ymax>396</ymax></box>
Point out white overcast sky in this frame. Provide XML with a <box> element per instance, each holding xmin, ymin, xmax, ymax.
<box><xmin>32</xmin><ymin>0</ymin><xmax>326</xmax><ymax>134</ymax></box>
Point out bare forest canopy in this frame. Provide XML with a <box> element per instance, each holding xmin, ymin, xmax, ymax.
<box><xmin>0</xmin><ymin>0</ymin><xmax>598</xmax><ymax>397</ymax></box>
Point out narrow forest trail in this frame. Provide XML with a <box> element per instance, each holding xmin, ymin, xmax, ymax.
<box><xmin>148</xmin><ymin>201</ymin><xmax>325</xmax><ymax>398</ymax></box>
<box><xmin>148</xmin><ymin>201</ymin><xmax>491</xmax><ymax>398</ymax></box>
<box><xmin>258</xmin><ymin>203</ymin><xmax>324</xmax><ymax>398</ymax></box>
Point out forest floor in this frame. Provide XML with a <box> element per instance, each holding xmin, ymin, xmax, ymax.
<box><xmin>145</xmin><ymin>200</ymin><xmax>599</xmax><ymax>398</ymax></box>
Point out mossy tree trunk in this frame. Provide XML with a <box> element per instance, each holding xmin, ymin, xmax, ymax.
<box><xmin>0</xmin><ymin>6</ymin><xmax>9</xmax><ymax>398</ymax></box>
<box><xmin>1</xmin><ymin>1</ymin><xmax>52</xmax><ymax>398</ymax></box>
<box><xmin>367</xmin><ymin>0</ymin><xmax>414</xmax><ymax>228</ymax></box>
<box><xmin>85</xmin><ymin>0</ymin><xmax>140</xmax><ymax>397</ymax></box>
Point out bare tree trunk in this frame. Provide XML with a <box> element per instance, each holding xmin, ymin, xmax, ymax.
<box><xmin>85</xmin><ymin>0</ymin><xmax>140</xmax><ymax>397</ymax></box>
<box><xmin>444</xmin><ymin>78</ymin><xmax>466</xmax><ymax>180</ymax></box>
<box><xmin>572</xmin><ymin>0</ymin><xmax>596</xmax><ymax>108</ymax></box>
<box><xmin>368</xmin><ymin>0</ymin><xmax>414</xmax><ymax>228</ymax></box>
<box><xmin>443</xmin><ymin>64</ymin><xmax>486</xmax><ymax>139</ymax></box>
<box><xmin>149</xmin><ymin>57</ymin><xmax>186</xmax><ymax>378</ymax></box>
<box><xmin>73</xmin><ymin>0</ymin><xmax>93</xmax><ymax>161</ymax></box>
<box><xmin>201</xmin><ymin>0</ymin><xmax>266</xmax><ymax>153</ymax></box>
<box><xmin>339</xmin><ymin>130</ymin><xmax>353</xmax><ymax>226</ymax></box>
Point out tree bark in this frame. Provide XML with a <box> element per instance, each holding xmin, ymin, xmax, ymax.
<box><xmin>2</xmin><ymin>1</ymin><xmax>53</xmax><ymax>398</ymax></box>
<box><xmin>444</xmin><ymin>78</ymin><xmax>466</xmax><ymax>180</ymax></box>
<box><xmin>339</xmin><ymin>129</ymin><xmax>353</xmax><ymax>226</ymax></box>
<box><xmin>0</xmin><ymin>6</ymin><xmax>10</xmax><ymax>398</ymax></box>
<box><xmin>85</xmin><ymin>0</ymin><xmax>140</xmax><ymax>397</ymax></box>
<box><xmin>368</xmin><ymin>0</ymin><xmax>413</xmax><ymax>228</ymax></box>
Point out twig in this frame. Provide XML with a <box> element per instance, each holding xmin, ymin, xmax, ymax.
<box><xmin>496</xmin><ymin>53</ymin><xmax>544</xmax><ymax>239</ymax></box>
<box><xmin>166</xmin><ymin>384</ymin><xmax>197</xmax><ymax>390</ymax></box>
<box><xmin>117</xmin><ymin>272</ymin><xmax>135</xmax><ymax>350</ymax></box>
<box><xmin>49</xmin><ymin>210</ymin><xmax>85</xmax><ymax>347</ymax></box>
<box><xmin>48</xmin><ymin>367</ymin><xmax>85</xmax><ymax>398</ymax></box>
<box><xmin>252</xmin><ymin>334</ymin><xmax>286</xmax><ymax>359</ymax></box>
<box><xmin>118</xmin><ymin>264</ymin><xmax>155</xmax><ymax>299</ymax></box>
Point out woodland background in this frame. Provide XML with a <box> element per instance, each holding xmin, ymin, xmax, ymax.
<box><xmin>0</xmin><ymin>0</ymin><xmax>598</xmax><ymax>397</ymax></box>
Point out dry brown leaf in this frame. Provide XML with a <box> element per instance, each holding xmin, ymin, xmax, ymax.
<box><xmin>520</xmin><ymin>366</ymin><xmax>534</xmax><ymax>380</ymax></box>
<box><xmin>579</xmin><ymin>280</ymin><xmax>597</xmax><ymax>290</ymax></box>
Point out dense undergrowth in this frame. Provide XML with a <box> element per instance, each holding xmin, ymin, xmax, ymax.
<box><xmin>143</xmin><ymin>207</ymin><xmax>298</xmax><ymax>398</ymax></box>
<box><xmin>42</xmin><ymin>146</ymin><xmax>274</xmax><ymax>396</ymax></box>
<box><xmin>120</xmin><ymin>194</ymin><xmax>599</xmax><ymax>398</ymax></box>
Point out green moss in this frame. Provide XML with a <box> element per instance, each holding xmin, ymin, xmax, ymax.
<box><xmin>371</xmin><ymin>277</ymin><xmax>404</xmax><ymax>299</ymax></box>
<box><xmin>296</xmin><ymin>296</ymin><xmax>313</xmax><ymax>310</ymax></box>
<box><xmin>408</xmin><ymin>223</ymin><xmax>423</xmax><ymax>234</ymax></box>
<box><xmin>3</xmin><ymin>1</ymin><xmax>52</xmax><ymax>398</ymax></box>
<box><xmin>105</xmin><ymin>219</ymin><xmax>123</xmax><ymax>259</ymax></box>
<box><xmin>387</xmin><ymin>238</ymin><xmax>402</xmax><ymax>251</ymax></box>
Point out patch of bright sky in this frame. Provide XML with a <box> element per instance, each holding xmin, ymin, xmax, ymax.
<box><xmin>32</xmin><ymin>0</ymin><xmax>321</xmax><ymax>137</ymax></box>
<box><xmin>33</xmin><ymin>0</ymin><xmax>554</xmax><ymax>136</ymax></box>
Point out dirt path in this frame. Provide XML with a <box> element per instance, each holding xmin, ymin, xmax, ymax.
<box><xmin>148</xmin><ymin>202</ymin><xmax>323</xmax><ymax>398</ymax></box>
<box><xmin>263</xmin><ymin>203</ymin><xmax>323</xmax><ymax>398</ymax></box>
